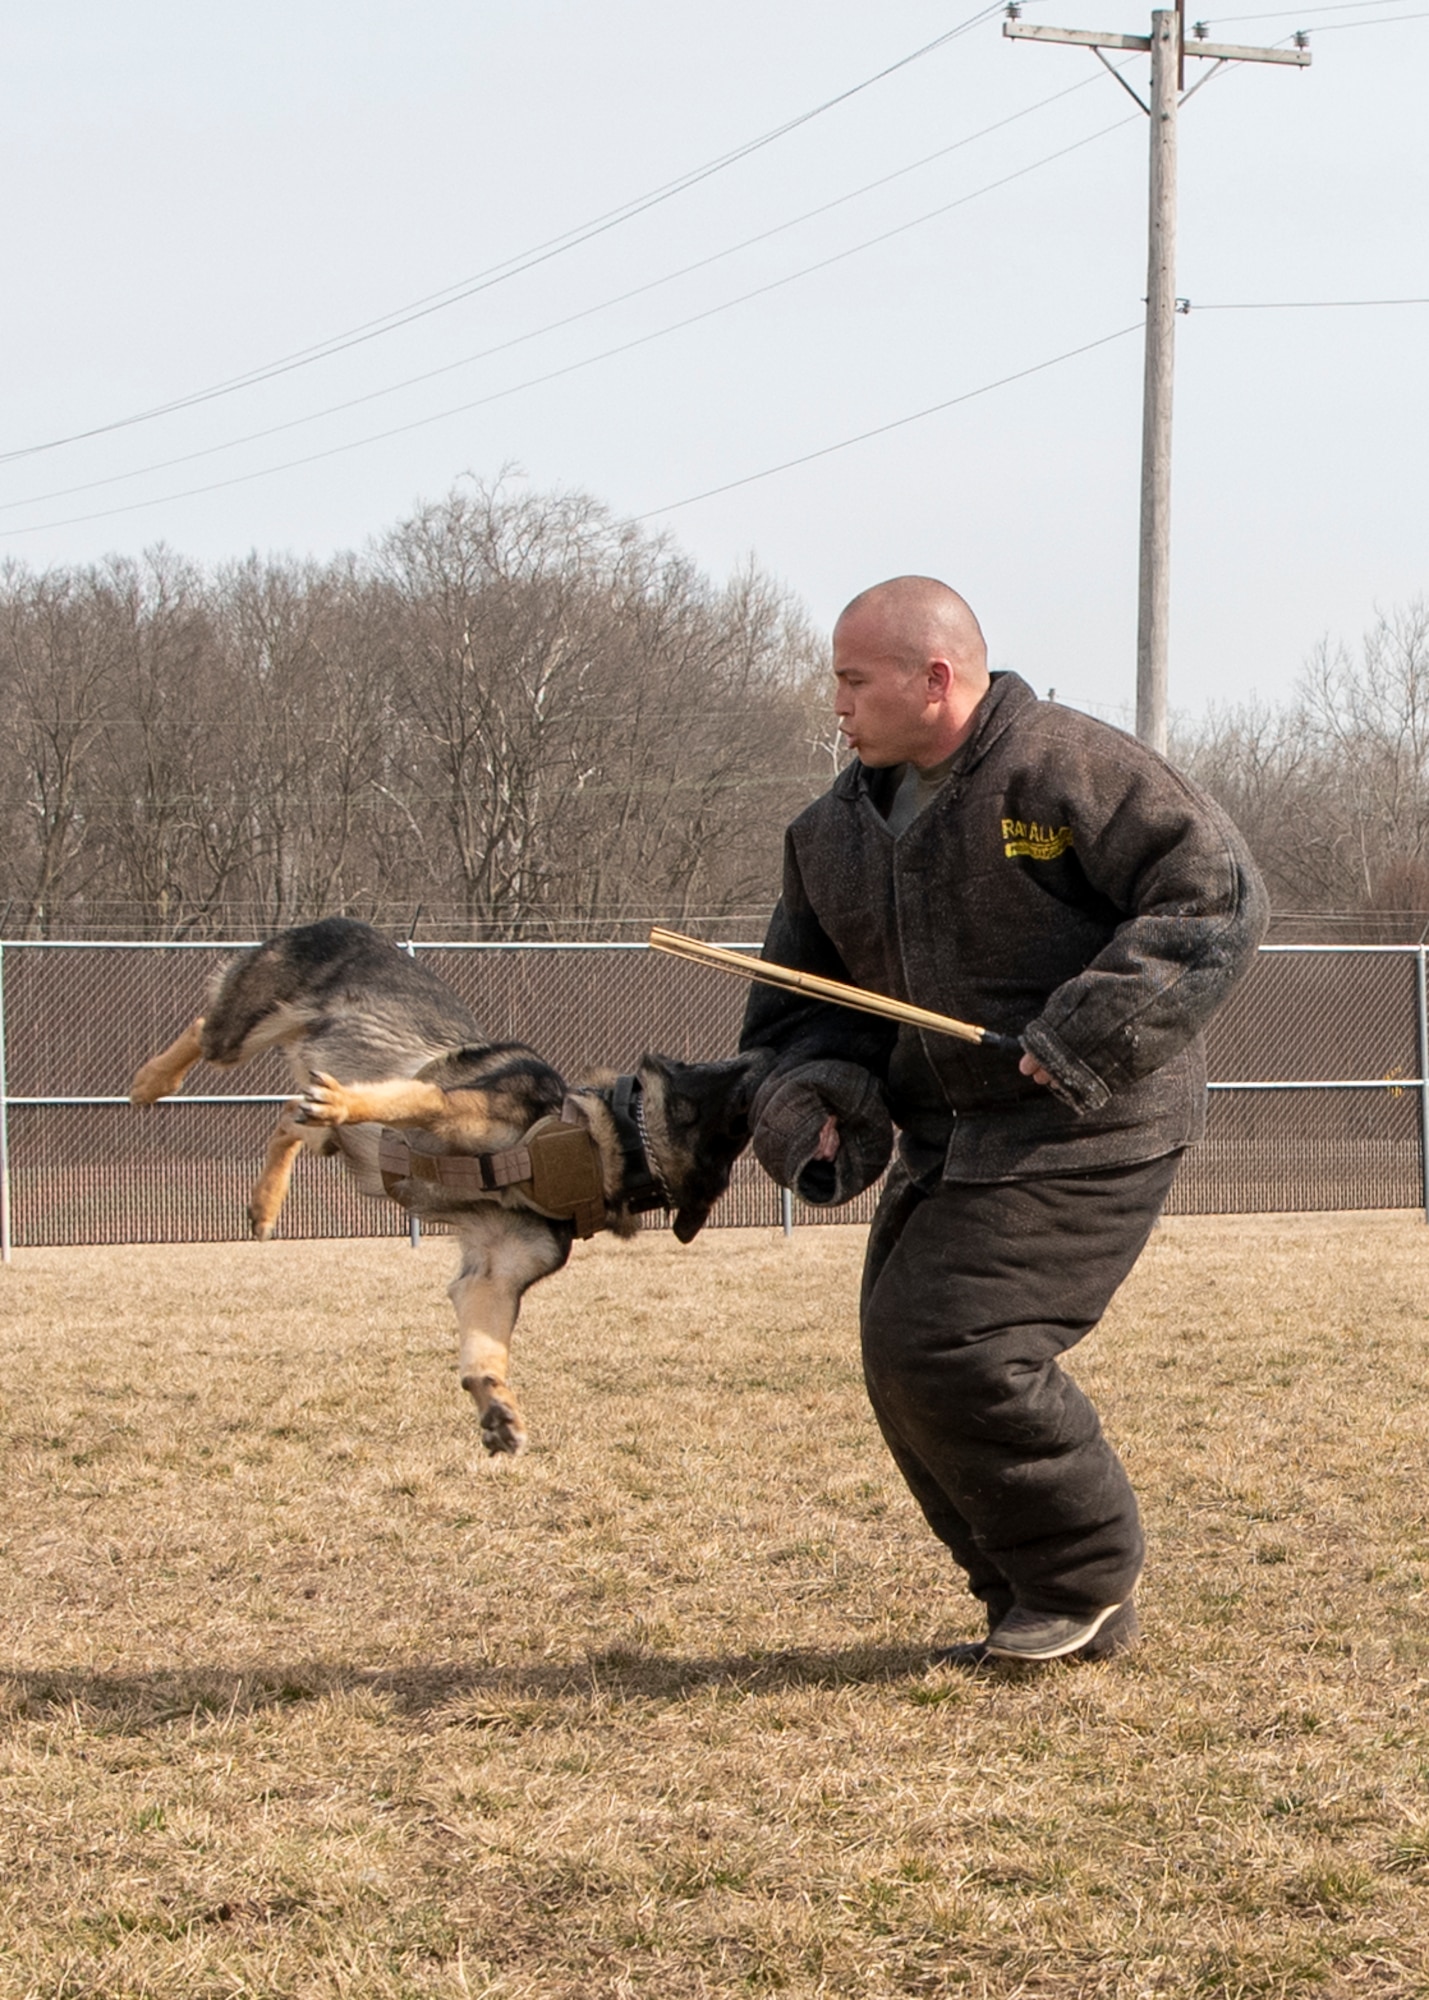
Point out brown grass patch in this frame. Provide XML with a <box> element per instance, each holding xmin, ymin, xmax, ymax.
<box><xmin>3</xmin><ymin>1211</ymin><xmax>1429</xmax><ymax>1996</ymax></box>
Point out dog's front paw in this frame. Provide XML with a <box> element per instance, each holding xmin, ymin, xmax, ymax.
<box><xmin>297</xmin><ymin>1071</ymin><xmax>351</xmax><ymax>1126</ymax></box>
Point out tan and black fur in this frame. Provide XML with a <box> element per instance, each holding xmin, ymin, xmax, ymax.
<box><xmin>130</xmin><ymin>918</ymin><xmax>769</xmax><ymax>1455</ymax></box>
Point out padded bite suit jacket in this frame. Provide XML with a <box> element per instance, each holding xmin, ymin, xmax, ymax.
<box><xmin>741</xmin><ymin>671</ymin><xmax>1269</xmax><ymax>1183</ymax></box>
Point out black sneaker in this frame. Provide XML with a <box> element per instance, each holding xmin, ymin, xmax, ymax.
<box><xmin>986</xmin><ymin>1598</ymin><xmax>1139</xmax><ymax>1663</ymax></box>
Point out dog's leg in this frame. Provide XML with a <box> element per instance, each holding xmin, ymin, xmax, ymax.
<box><xmin>247</xmin><ymin>1103</ymin><xmax>309</xmax><ymax>1241</ymax></box>
<box><xmin>299</xmin><ymin>1071</ymin><xmax>451</xmax><ymax>1127</ymax></box>
<box><xmin>447</xmin><ymin>1212</ymin><xmax>572</xmax><ymax>1458</ymax></box>
<box><xmin>450</xmin><ymin>1266</ymin><xmax>527</xmax><ymax>1457</ymax></box>
<box><xmin>298</xmin><ymin>1071</ymin><xmax>519</xmax><ymax>1149</ymax></box>
<box><xmin>129</xmin><ymin>1017</ymin><xmax>206</xmax><ymax>1105</ymax></box>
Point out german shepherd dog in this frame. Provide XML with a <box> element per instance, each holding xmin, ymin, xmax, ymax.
<box><xmin>129</xmin><ymin>918</ymin><xmax>770</xmax><ymax>1456</ymax></box>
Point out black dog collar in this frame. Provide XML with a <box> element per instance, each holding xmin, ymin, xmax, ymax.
<box><xmin>602</xmin><ymin>1072</ymin><xmax>670</xmax><ymax>1215</ymax></box>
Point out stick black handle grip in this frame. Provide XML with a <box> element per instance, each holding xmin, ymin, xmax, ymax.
<box><xmin>980</xmin><ymin>1031</ymin><xmax>1026</xmax><ymax>1055</ymax></box>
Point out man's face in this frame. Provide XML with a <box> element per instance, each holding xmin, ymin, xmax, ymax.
<box><xmin>832</xmin><ymin>619</ymin><xmax>935</xmax><ymax>768</ymax></box>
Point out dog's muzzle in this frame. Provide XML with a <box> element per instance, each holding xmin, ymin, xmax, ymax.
<box><xmin>377</xmin><ymin>1074</ymin><xmax>668</xmax><ymax>1239</ymax></box>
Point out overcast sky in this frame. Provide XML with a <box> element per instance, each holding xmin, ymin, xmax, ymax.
<box><xmin>2</xmin><ymin>1</ymin><xmax>1425</xmax><ymax>723</ymax></box>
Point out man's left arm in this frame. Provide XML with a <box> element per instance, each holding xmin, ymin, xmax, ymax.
<box><xmin>1019</xmin><ymin>751</ymin><xmax>1270</xmax><ymax>1113</ymax></box>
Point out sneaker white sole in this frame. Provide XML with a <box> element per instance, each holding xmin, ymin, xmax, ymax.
<box><xmin>985</xmin><ymin>1598</ymin><xmax>1126</xmax><ymax>1662</ymax></box>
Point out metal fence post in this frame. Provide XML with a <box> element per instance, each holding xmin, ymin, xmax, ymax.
<box><xmin>0</xmin><ymin>942</ymin><xmax>10</xmax><ymax>1265</ymax></box>
<box><xmin>400</xmin><ymin>935</ymin><xmax>422</xmax><ymax>1249</ymax></box>
<box><xmin>1417</xmin><ymin>946</ymin><xmax>1429</xmax><ymax>1226</ymax></box>
<box><xmin>781</xmin><ymin>1186</ymin><xmax>794</xmax><ymax>1238</ymax></box>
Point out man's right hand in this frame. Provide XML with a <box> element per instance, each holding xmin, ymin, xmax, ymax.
<box><xmin>749</xmin><ymin>1059</ymin><xmax>890</xmax><ymax>1204</ymax></box>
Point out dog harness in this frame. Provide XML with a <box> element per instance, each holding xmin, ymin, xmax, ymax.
<box><xmin>376</xmin><ymin>1073</ymin><xmax>668</xmax><ymax>1239</ymax></box>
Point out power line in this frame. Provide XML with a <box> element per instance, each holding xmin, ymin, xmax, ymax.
<box><xmin>1298</xmin><ymin>7</ymin><xmax>1429</xmax><ymax>23</ymax></box>
<box><xmin>635</xmin><ymin>323</ymin><xmax>1145</xmax><ymax>519</ymax></box>
<box><xmin>0</xmin><ymin>72</ymin><xmax>1125</xmax><ymax>518</ymax></box>
<box><xmin>0</xmin><ymin>4</ymin><xmax>1012</xmax><ymax>468</ymax></box>
<box><xmin>0</xmin><ymin>120</ymin><xmax>1142</xmax><ymax>538</ymax></box>
<box><xmin>1205</xmin><ymin>0</ymin><xmax>1419</xmax><ymax>20</ymax></box>
<box><xmin>1192</xmin><ymin>295</ymin><xmax>1429</xmax><ymax>306</ymax></box>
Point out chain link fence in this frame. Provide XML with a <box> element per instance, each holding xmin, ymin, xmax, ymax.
<box><xmin>1</xmin><ymin>940</ymin><xmax>1426</xmax><ymax>1254</ymax></box>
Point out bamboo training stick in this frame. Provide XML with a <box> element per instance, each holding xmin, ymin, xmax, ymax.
<box><xmin>647</xmin><ymin>927</ymin><xmax>1022</xmax><ymax>1052</ymax></box>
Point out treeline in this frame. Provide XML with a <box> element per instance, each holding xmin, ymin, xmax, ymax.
<box><xmin>1174</xmin><ymin>599</ymin><xmax>1429</xmax><ymax>940</ymax></box>
<box><xmin>0</xmin><ymin>483</ymin><xmax>832</xmax><ymax>938</ymax></box>
<box><xmin>2</xmin><ymin>475</ymin><xmax>1424</xmax><ymax>942</ymax></box>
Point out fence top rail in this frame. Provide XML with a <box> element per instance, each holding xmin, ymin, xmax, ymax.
<box><xmin>0</xmin><ymin>938</ymin><xmax>764</xmax><ymax>953</ymax></box>
<box><xmin>9</xmin><ymin>1077</ymin><xmax>1425</xmax><ymax>1108</ymax></box>
<box><xmin>7</xmin><ymin>1094</ymin><xmax>296</xmax><ymax>1106</ymax></box>
<box><xmin>2</xmin><ymin>937</ymin><xmax>1424</xmax><ymax>955</ymax></box>
<box><xmin>1259</xmin><ymin>943</ymin><xmax>1428</xmax><ymax>956</ymax></box>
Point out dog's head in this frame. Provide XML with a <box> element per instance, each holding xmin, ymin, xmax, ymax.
<box><xmin>635</xmin><ymin>1048</ymin><xmax>775</xmax><ymax>1243</ymax></box>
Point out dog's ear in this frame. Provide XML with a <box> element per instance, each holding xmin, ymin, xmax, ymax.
<box><xmin>637</xmin><ymin>1049</ymin><xmax>774</xmax><ymax>1243</ymax></box>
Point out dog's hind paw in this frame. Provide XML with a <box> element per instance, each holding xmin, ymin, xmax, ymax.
<box><xmin>478</xmin><ymin>1398</ymin><xmax>528</xmax><ymax>1457</ymax></box>
<box><xmin>129</xmin><ymin>1060</ymin><xmax>172</xmax><ymax>1105</ymax></box>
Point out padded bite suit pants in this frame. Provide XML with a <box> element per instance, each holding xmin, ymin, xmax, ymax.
<box><xmin>859</xmin><ymin>1151</ymin><xmax>1182</xmax><ymax>1623</ymax></box>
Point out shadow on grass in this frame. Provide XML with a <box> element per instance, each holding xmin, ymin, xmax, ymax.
<box><xmin>1</xmin><ymin>1641</ymin><xmax>946</xmax><ymax>1730</ymax></box>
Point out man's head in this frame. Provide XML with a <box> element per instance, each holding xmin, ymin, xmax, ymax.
<box><xmin>831</xmin><ymin>575</ymin><xmax>990</xmax><ymax>770</ymax></box>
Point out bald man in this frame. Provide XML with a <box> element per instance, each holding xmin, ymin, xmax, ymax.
<box><xmin>741</xmin><ymin>577</ymin><xmax>1267</xmax><ymax>1666</ymax></box>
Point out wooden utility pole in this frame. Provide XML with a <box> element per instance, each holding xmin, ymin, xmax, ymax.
<box><xmin>1006</xmin><ymin>6</ymin><xmax>1310</xmax><ymax>753</ymax></box>
<box><xmin>1140</xmin><ymin>8</ymin><xmax>1179</xmax><ymax>754</ymax></box>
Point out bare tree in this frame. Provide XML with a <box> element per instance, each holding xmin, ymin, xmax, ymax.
<box><xmin>0</xmin><ymin>481</ymin><xmax>831</xmax><ymax>937</ymax></box>
<box><xmin>1299</xmin><ymin>601</ymin><xmax>1429</xmax><ymax>914</ymax></box>
<box><xmin>0</xmin><ymin>563</ymin><xmax>118</xmax><ymax>933</ymax></box>
<box><xmin>1176</xmin><ymin>598</ymin><xmax>1429</xmax><ymax>939</ymax></box>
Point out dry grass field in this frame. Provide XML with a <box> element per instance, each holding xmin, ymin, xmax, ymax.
<box><xmin>3</xmin><ymin>1210</ymin><xmax>1429</xmax><ymax>1999</ymax></box>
